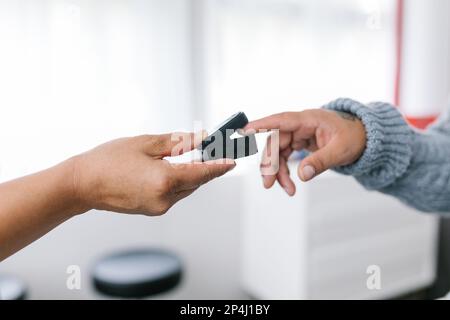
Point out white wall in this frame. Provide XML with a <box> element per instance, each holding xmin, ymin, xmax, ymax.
<box><xmin>400</xmin><ymin>0</ymin><xmax>449</xmax><ymax>117</ymax></box>
<box><xmin>0</xmin><ymin>0</ymin><xmax>194</xmax><ymax>182</ymax></box>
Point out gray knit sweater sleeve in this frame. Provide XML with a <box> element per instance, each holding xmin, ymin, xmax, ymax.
<box><xmin>324</xmin><ymin>98</ymin><xmax>450</xmax><ymax>213</ymax></box>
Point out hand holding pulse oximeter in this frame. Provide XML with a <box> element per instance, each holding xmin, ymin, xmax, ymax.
<box><xmin>200</xmin><ymin>112</ymin><xmax>258</xmax><ymax>162</ymax></box>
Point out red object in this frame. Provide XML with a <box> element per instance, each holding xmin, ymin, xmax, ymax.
<box><xmin>405</xmin><ymin>116</ymin><xmax>438</xmax><ymax>129</ymax></box>
<box><xmin>395</xmin><ymin>0</ymin><xmax>436</xmax><ymax>130</ymax></box>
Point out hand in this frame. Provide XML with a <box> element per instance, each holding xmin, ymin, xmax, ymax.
<box><xmin>245</xmin><ymin>109</ymin><xmax>366</xmax><ymax>196</ymax></box>
<box><xmin>71</xmin><ymin>133</ymin><xmax>235</xmax><ymax>215</ymax></box>
<box><xmin>0</xmin><ymin>131</ymin><xmax>235</xmax><ymax>260</ymax></box>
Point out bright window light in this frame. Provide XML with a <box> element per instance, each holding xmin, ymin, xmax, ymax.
<box><xmin>206</xmin><ymin>0</ymin><xmax>397</xmax><ymax>125</ymax></box>
<box><xmin>0</xmin><ymin>0</ymin><xmax>192</xmax><ymax>181</ymax></box>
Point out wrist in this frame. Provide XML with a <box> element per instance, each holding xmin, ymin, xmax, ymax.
<box><xmin>352</xmin><ymin>118</ymin><xmax>367</xmax><ymax>163</ymax></box>
<box><xmin>324</xmin><ymin>98</ymin><xmax>413</xmax><ymax>189</ymax></box>
<box><xmin>59</xmin><ymin>156</ymin><xmax>92</xmax><ymax>217</ymax></box>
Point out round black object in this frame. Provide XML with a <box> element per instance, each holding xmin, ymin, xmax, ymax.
<box><xmin>0</xmin><ymin>275</ymin><xmax>27</xmax><ymax>300</ymax></box>
<box><xmin>92</xmin><ymin>249</ymin><xmax>183</xmax><ymax>298</ymax></box>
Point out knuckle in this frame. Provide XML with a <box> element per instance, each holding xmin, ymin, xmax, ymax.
<box><xmin>142</xmin><ymin>134</ymin><xmax>169</xmax><ymax>153</ymax></box>
<box><xmin>151</xmin><ymin>137</ymin><xmax>166</xmax><ymax>151</ymax></box>
<box><xmin>311</xmin><ymin>109</ymin><xmax>326</xmax><ymax>117</ymax></box>
<box><xmin>261</xmin><ymin>159</ymin><xmax>278</xmax><ymax>175</ymax></box>
<box><xmin>135</xmin><ymin>134</ymin><xmax>153</xmax><ymax>145</ymax></box>
<box><xmin>280</xmin><ymin>112</ymin><xmax>294</xmax><ymax>122</ymax></box>
<box><xmin>202</xmin><ymin>166</ymin><xmax>214</xmax><ymax>182</ymax></box>
<box><xmin>313</xmin><ymin>156</ymin><xmax>326</xmax><ymax>172</ymax></box>
<box><xmin>154</xmin><ymin>171</ymin><xmax>174</xmax><ymax>195</ymax></box>
<box><xmin>135</xmin><ymin>134</ymin><xmax>155</xmax><ymax>150</ymax></box>
<box><xmin>154</xmin><ymin>200</ymin><xmax>171</xmax><ymax>215</ymax></box>
<box><xmin>315</xmin><ymin>127</ymin><xmax>326</xmax><ymax>140</ymax></box>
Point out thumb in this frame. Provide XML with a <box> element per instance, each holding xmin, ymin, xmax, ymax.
<box><xmin>171</xmin><ymin>160</ymin><xmax>236</xmax><ymax>191</ymax></box>
<box><xmin>298</xmin><ymin>143</ymin><xmax>338</xmax><ymax>182</ymax></box>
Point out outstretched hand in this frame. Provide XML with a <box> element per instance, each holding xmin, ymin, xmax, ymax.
<box><xmin>0</xmin><ymin>131</ymin><xmax>235</xmax><ymax>260</ymax></box>
<box><xmin>73</xmin><ymin>132</ymin><xmax>236</xmax><ymax>215</ymax></box>
<box><xmin>244</xmin><ymin>109</ymin><xmax>366</xmax><ymax>196</ymax></box>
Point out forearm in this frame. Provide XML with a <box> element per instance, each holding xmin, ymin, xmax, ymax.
<box><xmin>0</xmin><ymin>158</ymin><xmax>87</xmax><ymax>261</ymax></box>
<box><xmin>325</xmin><ymin>98</ymin><xmax>450</xmax><ymax>213</ymax></box>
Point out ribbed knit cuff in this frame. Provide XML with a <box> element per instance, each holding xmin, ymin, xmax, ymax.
<box><xmin>324</xmin><ymin>98</ymin><xmax>414</xmax><ymax>190</ymax></box>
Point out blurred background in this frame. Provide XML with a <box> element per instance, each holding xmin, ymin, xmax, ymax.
<box><xmin>0</xmin><ymin>0</ymin><xmax>449</xmax><ymax>299</ymax></box>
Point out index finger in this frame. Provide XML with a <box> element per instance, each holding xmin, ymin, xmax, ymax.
<box><xmin>244</xmin><ymin>111</ymin><xmax>312</xmax><ymax>132</ymax></box>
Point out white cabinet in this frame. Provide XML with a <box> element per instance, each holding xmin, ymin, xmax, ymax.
<box><xmin>241</xmin><ymin>164</ymin><xmax>438</xmax><ymax>299</ymax></box>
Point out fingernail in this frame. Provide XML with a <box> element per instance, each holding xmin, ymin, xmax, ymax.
<box><xmin>284</xmin><ymin>187</ymin><xmax>292</xmax><ymax>196</ymax></box>
<box><xmin>302</xmin><ymin>165</ymin><xmax>316</xmax><ymax>181</ymax></box>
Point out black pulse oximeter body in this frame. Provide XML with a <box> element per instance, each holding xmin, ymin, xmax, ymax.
<box><xmin>200</xmin><ymin>112</ymin><xmax>258</xmax><ymax>161</ymax></box>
